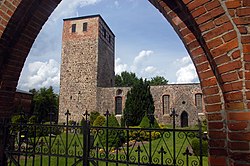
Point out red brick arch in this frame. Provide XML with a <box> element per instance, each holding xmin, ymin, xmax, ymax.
<box><xmin>0</xmin><ymin>0</ymin><xmax>249</xmax><ymax>165</ymax></box>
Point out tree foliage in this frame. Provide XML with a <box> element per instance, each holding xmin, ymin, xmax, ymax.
<box><xmin>123</xmin><ymin>78</ymin><xmax>155</xmax><ymax>126</ymax></box>
<box><xmin>149</xmin><ymin>76</ymin><xmax>168</xmax><ymax>86</ymax></box>
<box><xmin>90</xmin><ymin>111</ymin><xmax>100</xmax><ymax>126</ymax></box>
<box><xmin>139</xmin><ymin>115</ymin><xmax>160</xmax><ymax>129</ymax></box>
<box><xmin>115</xmin><ymin>71</ymin><xmax>168</xmax><ymax>87</ymax></box>
<box><xmin>29</xmin><ymin>86</ymin><xmax>59</xmax><ymax>123</ymax></box>
<box><xmin>101</xmin><ymin>114</ymin><xmax>125</xmax><ymax>147</ymax></box>
<box><xmin>115</xmin><ymin>71</ymin><xmax>139</xmax><ymax>87</ymax></box>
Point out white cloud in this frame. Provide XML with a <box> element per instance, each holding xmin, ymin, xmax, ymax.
<box><xmin>175</xmin><ymin>56</ymin><xmax>191</xmax><ymax>66</ymax></box>
<box><xmin>18</xmin><ymin>59</ymin><xmax>60</xmax><ymax>92</ymax></box>
<box><xmin>115</xmin><ymin>58</ymin><xmax>128</xmax><ymax>74</ymax></box>
<box><xmin>131</xmin><ymin>50</ymin><xmax>154</xmax><ymax>72</ymax></box>
<box><xmin>176</xmin><ymin>63</ymin><xmax>198</xmax><ymax>83</ymax></box>
<box><xmin>133</xmin><ymin>50</ymin><xmax>153</xmax><ymax>64</ymax></box>
<box><xmin>50</xmin><ymin>0</ymin><xmax>102</xmax><ymax>22</ymax></box>
<box><xmin>144</xmin><ymin>66</ymin><xmax>156</xmax><ymax>73</ymax></box>
<box><xmin>114</xmin><ymin>1</ymin><xmax>119</xmax><ymax>7</ymax></box>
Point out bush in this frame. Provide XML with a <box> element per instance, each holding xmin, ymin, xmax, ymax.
<box><xmin>28</xmin><ymin>115</ymin><xmax>38</xmax><ymax>124</ymax></box>
<box><xmin>191</xmin><ymin>138</ymin><xmax>208</xmax><ymax>156</ymax></box>
<box><xmin>139</xmin><ymin>115</ymin><xmax>160</xmax><ymax>129</ymax></box>
<box><xmin>128</xmin><ymin>128</ymin><xmax>161</xmax><ymax>141</ymax></box>
<box><xmin>68</xmin><ymin>120</ymin><xmax>76</xmax><ymax>126</ymax></box>
<box><xmin>90</xmin><ymin>111</ymin><xmax>100</xmax><ymax>126</ymax></box>
<box><xmin>120</xmin><ymin>116</ymin><xmax>125</xmax><ymax>127</ymax></box>
<box><xmin>93</xmin><ymin>115</ymin><xmax>105</xmax><ymax>127</ymax></box>
<box><xmin>100</xmin><ymin>115</ymin><xmax>125</xmax><ymax>147</ymax></box>
<box><xmin>11</xmin><ymin>115</ymin><xmax>26</xmax><ymax>124</ymax></box>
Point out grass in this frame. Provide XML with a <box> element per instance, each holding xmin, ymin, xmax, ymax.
<box><xmin>8</xmin><ymin>127</ymin><xmax>208</xmax><ymax>166</ymax></box>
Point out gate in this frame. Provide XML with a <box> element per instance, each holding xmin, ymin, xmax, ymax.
<box><xmin>1</xmin><ymin>109</ymin><xmax>207</xmax><ymax>166</ymax></box>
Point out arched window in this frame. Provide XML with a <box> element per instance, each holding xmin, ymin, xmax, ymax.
<box><xmin>181</xmin><ymin>111</ymin><xmax>188</xmax><ymax>127</ymax></box>
<box><xmin>116</xmin><ymin>89</ymin><xmax>123</xmax><ymax>96</ymax></box>
<box><xmin>195</xmin><ymin>93</ymin><xmax>202</xmax><ymax>108</ymax></box>
<box><xmin>115</xmin><ymin>96</ymin><xmax>122</xmax><ymax>115</ymax></box>
<box><xmin>162</xmin><ymin>95</ymin><xmax>170</xmax><ymax>114</ymax></box>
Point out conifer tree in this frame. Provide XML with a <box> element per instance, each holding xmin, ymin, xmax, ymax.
<box><xmin>123</xmin><ymin>78</ymin><xmax>155</xmax><ymax>126</ymax></box>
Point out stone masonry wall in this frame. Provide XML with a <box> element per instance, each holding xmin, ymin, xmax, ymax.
<box><xmin>97</xmin><ymin>17</ymin><xmax>115</xmax><ymax>87</ymax></box>
<box><xmin>97</xmin><ymin>83</ymin><xmax>204</xmax><ymax>126</ymax></box>
<box><xmin>59</xmin><ymin>15</ymin><xmax>116</xmax><ymax>123</ymax></box>
<box><xmin>59</xmin><ymin>16</ymin><xmax>100</xmax><ymax>122</ymax></box>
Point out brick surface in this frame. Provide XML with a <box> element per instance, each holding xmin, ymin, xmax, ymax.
<box><xmin>226</xmin><ymin>1</ymin><xmax>242</xmax><ymax>9</ymax></box>
<box><xmin>228</xmin><ymin>112</ymin><xmax>250</xmax><ymax>121</ymax></box>
<box><xmin>228</xmin><ymin>121</ymin><xmax>248</xmax><ymax>131</ymax></box>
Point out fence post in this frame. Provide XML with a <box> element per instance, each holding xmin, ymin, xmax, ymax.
<box><xmin>82</xmin><ymin>120</ymin><xmax>90</xmax><ymax>166</ymax></box>
<box><xmin>0</xmin><ymin>118</ymin><xmax>9</xmax><ymax>166</ymax></box>
<box><xmin>104</xmin><ymin>110</ymin><xmax>110</xmax><ymax>166</ymax></box>
<box><xmin>82</xmin><ymin>111</ymin><xmax>90</xmax><ymax>166</ymax></box>
<box><xmin>65</xmin><ymin>110</ymin><xmax>71</xmax><ymax>166</ymax></box>
<box><xmin>170</xmin><ymin>108</ymin><xmax>178</xmax><ymax>166</ymax></box>
<box><xmin>198</xmin><ymin>119</ymin><xmax>203</xmax><ymax>166</ymax></box>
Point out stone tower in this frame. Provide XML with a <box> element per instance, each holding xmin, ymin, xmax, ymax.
<box><xmin>59</xmin><ymin>15</ymin><xmax>115</xmax><ymax>122</ymax></box>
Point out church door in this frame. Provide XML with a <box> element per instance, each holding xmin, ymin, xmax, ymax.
<box><xmin>181</xmin><ymin>111</ymin><xmax>188</xmax><ymax>127</ymax></box>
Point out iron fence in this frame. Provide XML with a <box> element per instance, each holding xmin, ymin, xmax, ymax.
<box><xmin>1</xmin><ymin>109</ymin><xmax>206</xmax><ymax>166</ymax></box>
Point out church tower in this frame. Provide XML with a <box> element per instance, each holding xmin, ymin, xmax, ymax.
<box><xmin>59</xmin><ymin>15</ymin><xmax>115</xmax><ymax>122</ymax></box>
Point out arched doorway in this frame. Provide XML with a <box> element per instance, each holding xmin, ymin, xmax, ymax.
<box><xmin>180</xmin><ymin>111</ymin><xmax>188</xmax><ymax>127</ymax></box>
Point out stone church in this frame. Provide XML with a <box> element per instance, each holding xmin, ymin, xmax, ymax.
<box><xmin>59</xmin><ymin>15</ymin><xmax>204</xmax><ymax>127</ymax></box>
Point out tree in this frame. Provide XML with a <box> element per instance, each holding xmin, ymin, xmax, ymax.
<box><xmin>29</xmin><ymin>86</ymin><xmax>59</xmax><ymax>123</ymax></box>
<box><xmin>115</xmin><ymin>71</ymin><xmax>139</xmax><ymax>87</ymax></box>
<box><xmin>123</xmin><ymin>78</ymin><xmax>155</xmax><ymax>126</ymax></box>
<box><xmin>115</xmin><ymin>72</ymin><xmax>168</xmax><ymax>87</ymax></box>
<box><xmin>149</xmin><ymin>76</ymin><xmax>168</xmax><ymax>86</ymax></box>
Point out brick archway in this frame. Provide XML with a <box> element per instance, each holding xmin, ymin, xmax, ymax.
<box><xmin>0</xmin><ymin>0</ymin><xmax>249</xmax><ymax>165</ymax></box>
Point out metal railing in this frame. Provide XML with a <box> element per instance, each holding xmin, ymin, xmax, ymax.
<box><xmin>1</xmin><ymin>109</ymin><xmax>206</xmax><ymax>166</ymax></box>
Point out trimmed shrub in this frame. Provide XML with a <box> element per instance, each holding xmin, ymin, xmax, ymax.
<box><xmin>28</xmin><ymin>115</ymin><xmax>38</xmax><ymax>124</ymax></box>
<box><xmin>93</xmin><ymin>115</ymin><xmax>105</xmax><ymax>127</ymax></box>
<box><xmin>191</xmin><ymin>138</ymin><xmax>208</xmax><ymax>156</ymax></box>
<box><xmin>128</xmin><ymin>129</ymin><xmax>161</xmax><ymax>141</ymax></box>
<box><xmin>120</xmin><ymin>116</ymin><xmax>125</xmax><ymax>128</ymax></box>
<box><xmin>139</xmin><ymin>115</ymin><xmax>160</xmax><ymax>129</ymax></box>
<box><xmin>139</xmin><ymin>116</ymin><xmax>150</xmax><ymax>128</ymax></box>
<box><xmin>101</xmin><ymin>114</ymin><xmax>125</xmax><ymax>147</ymax></box>
<box><xmin>11</xmin><ymin>115</ymin><xmax>26</xmax><ymax>124</ymax></box>
<box><xmin>68</xmin><ymin>120</ymin><xmax>76</xmax><ymax>126</ymax></box>
<box><xmin>90</xmin><ymin>111</ymin><xmax>100</xmax><ymax>126</ymax></box>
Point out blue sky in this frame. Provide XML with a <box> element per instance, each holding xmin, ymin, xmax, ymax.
<box><xmin>17</xmin><ymin>0</ymin><xmax>199</xmax><ymax>92</ymax></box>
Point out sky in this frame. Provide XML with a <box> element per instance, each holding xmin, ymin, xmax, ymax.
<box><xmin>17</xmin><ymin>0</ymin><xmax>199</xmax><ymax>93</ymax></box>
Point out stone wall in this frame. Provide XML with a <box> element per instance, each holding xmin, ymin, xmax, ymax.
<box><xmin>59</xmin><ymin>16</ymin><xmax>100</xmax><ymax>122</ymax></box>
<box><xmin>97</xmin><ymin>83</ymin><xmax>204</xmax><ymax>126</ymax></box>
<box><xmin>97</xmin><ymin>17</ymin><xmax>115</xmax><ymax>87</ymax></box>
<box><xmin>59</xmin><ymin>15</ymin><xmax>115</xmax><ymax>122</ymax></box>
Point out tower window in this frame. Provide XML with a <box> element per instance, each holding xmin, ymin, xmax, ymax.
<box><xmin>162</xmin><ymin>95</ymin><xmax>170</xmax><ymax>114</ymax></box>
<box><xmin>195</xmin><ymin>93</ymin><xmax>202</xmax><ymax>108</ymax></box>
<box><xmin>115</xmin><ymin>96</ymin><xmax>122</xmax><ymax>115</ymax></box>
<box><xmin>72</xmin><ymin>24</ymin><xmax>76</xmax><ymax>33</ymax></box>
<box><xmin>83</xmin><ymin>22</ymin><xmax>88</xmax><ymax>31</ymax></box>
<box><xmin>109</xmin><ymin>35</ymin><xmax>111</xmax><ymax>43</ymax></box>
<box><xmin>103</xmin><ymin>28</ymin><xmax>106</xmax><ymax>38</ymax></box>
